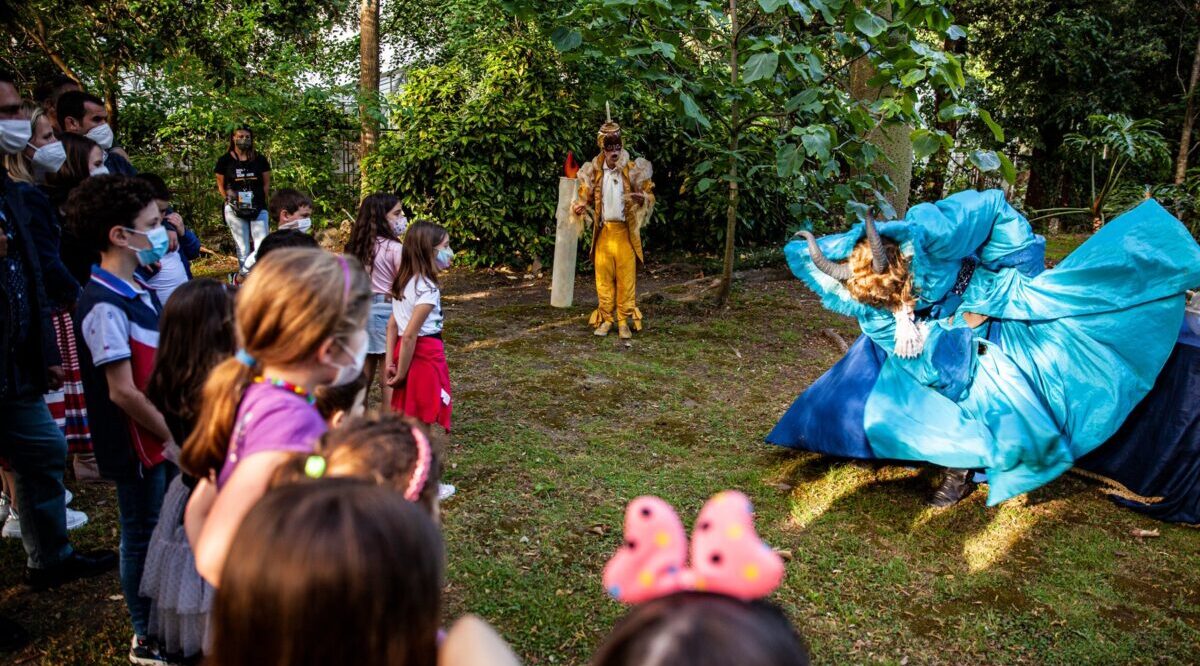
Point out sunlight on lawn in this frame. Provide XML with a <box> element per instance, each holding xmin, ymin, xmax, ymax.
<box><xmin>959</xmin><ymin>498</ymin><xmax>1052</xmax><ymax>573</ymax></box>
<box><xmin>782</xmin><ymin>462</ymin><xmax>874</xmax><ymax>530</ymax></box>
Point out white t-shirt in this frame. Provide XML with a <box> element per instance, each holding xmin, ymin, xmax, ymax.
<box><xmin>392</xmin><ymin>275</ymin><xmax>443</xmax><ymax>337</ymax></box>
<box><xmin>147</xmin><ymin>251</ymin><xmax>188</xmax><ymax>304</ymax></box>
<box><xmin>602</xmin><ymin>164</ymin><xmax>625</xmax><ymax>221</ymax></box>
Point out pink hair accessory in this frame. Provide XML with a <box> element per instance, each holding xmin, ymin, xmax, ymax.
<box><xmin>602</xmin><ymin>490</ymin><xmax>784</xmax><ymax>604</ymax></box>
<box><xmin>404</xmin><ymin>424</ymin><xmax>431</xmax><ymax>502</ymax></box>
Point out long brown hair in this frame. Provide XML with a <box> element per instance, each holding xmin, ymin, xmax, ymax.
<box><xmin>227</xmin><ymin>124</ymin><xmax>257</xmax><ymax>160</ymax></box>
<box><xmin>344</xmin><ymin>193</ymin><xmax>401</xmax><ymax>273</ymax></box>
<box><xmin>591</xmin><ymin>592</ymin><xmax>810</xmax><ymax>666</ymax></box>
<box><xmin>43</xmin><ymin>132</ymin><xmax>97</xmax><ymax>201</ymax></box>
<box><xmin>146</xmin><ymin>279</ymin><xmax>236</xmax><ymax>435</ymax></box>
<box><xmin>271</xmin><ymin>413</ymin><xmax>443</xmax><ymax>515</ymax></box>
<box><xmin>843</xmin><ymin>238</ymin><xmax>914</xmax><ymax>311</ymax></box>
<box><xmin>180</xmin><ymin>248</ymin><xmax>371</xmax><ymax>479</ymax></box>
<box><xmin>210</xmin><ymin>480</ymin><xmax>444</xmax><ymax>666</ymax></box>
<box><xmin>391</xmin><ymin>220</ymin><xmax>447</xmax><ymax>299</ymax></box>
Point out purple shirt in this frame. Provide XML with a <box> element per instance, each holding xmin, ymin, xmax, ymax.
<box><xmin>217</xmin><ymin>382</ymin><xmax>327</xmax><ymax>489</ymax></box>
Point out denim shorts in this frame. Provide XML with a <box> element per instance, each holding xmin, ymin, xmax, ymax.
<box><xmin>367</xmin><ymin>295</ymin><xmax>392</xmax><ymax>355</ymax></box>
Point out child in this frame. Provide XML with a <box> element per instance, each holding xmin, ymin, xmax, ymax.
<box><xmin>272</xmin><ymin>413</ymin><xmax>442</xmax><ymax>517</ymax></box>
<box><xmin>209</xmin><ymin>480</ymin><xmax>443</xmax><ymax>666</ymax></box>
<box><xmin>385</xmin><ymin>221</ymin><xmax>454</xmax><ymax>499</ymax></box>
<box><xmin>591</xmin><ymin>491</ymin><xmax>809</xmax><ymax>666</ymax></box>
<box><xmin>134</xmin><ymin>173</ymin><xmax>200</xmax><ymax>304</ymax></box>
<box><xmin>181</xmin><ymin>247</ymin><xmax>370</xmax><ymax>586</ymax></box>
<box><xmin>344</xmin><ymin>193</ymin><xmax>405</xmax><ymax>407</ymax></box>
<box><xmin>313</xmin><ymin>371</ymin><xmax>369</xmax><ymax>427</ymax></box>
<box><xmin>268</xmin><ymin>188</ymin><xmax>313</xmax><ymax>234</ymax></box>
<box><xmin>66</xmin><ymin>175</ymin><xmax>178</xmax><ymax>664</ymax></box>
<box><xmin>140</xmin><ymin>279</ymin><xmax>236</xmax><ymax>663</ymax></box>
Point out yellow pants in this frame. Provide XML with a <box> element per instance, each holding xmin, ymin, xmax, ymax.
<box><xmin>591</xmin><ymin>222</ymin><xmax>642</xmax><ymax>330</ymax></box>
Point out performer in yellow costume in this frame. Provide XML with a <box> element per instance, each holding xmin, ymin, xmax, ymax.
<box><xmin>570</xmin><ymin>111</ymin><xmax>655</xmax><ymax>338</ymax></box>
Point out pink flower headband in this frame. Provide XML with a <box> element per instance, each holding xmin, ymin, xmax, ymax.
<box><xmin>602</xmin><ymin>490</ymin><xmax>784</xmax><ymax>604</ymax></box>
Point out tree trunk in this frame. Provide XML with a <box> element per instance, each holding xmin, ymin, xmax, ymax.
<box><xmin>716</xmin><ymin>0</ymin><xmax>739</xmax><ymax>307</ymax></box>
<box><xmin>847</xmin><ymin>4</ymin><xmax>913</xmax><ymax>216</ymax></box>
<box><xmin>100</xmin><ymin>64</ymin><xmax>120</xmax><ymax>135</ymax></box>
<box><xmin>1175</xmin><ymin>30</ymin><xmax>1200</xmax><ymax>185</ymax></box>
<box><xmin>359</xmin><ymin>0</ymin><xmax>381</xmax><ymax>193</ymax></box>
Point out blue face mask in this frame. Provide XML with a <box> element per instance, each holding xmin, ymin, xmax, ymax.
<box><xmin>435</xmin><ymin>247</ymin><xmax>454</xmax><ymax>270</ymax></box>
<box><xmin>125</xmin><ymin>226</ymin><xmax>170</xmax><ymax>266</ymax></box>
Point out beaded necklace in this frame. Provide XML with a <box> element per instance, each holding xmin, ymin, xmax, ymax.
<box><xmin>253</xmin><ymin>375</ymin><xmax>317</xmax><ymax>405</ymax></box>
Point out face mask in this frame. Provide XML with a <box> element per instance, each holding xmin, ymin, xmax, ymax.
<box><xmin>30</xmin><ymin>141</ymin><xmax>67</xmax><ymax>175</ymax></box>
<box><xmin>125</xmin><ymin>226</ymin><xmax>170</xmax><ymax>266</ymax></box>
<box><xmin>391</xmin><ymin>215</ymin><xmax>408</xmax><ymax>237</ymax></box>
<box><xmin>292</xmin><ymin>217</ymin><xmax>312</xmax><ymax>233</ymax></box>
<box><xmin>0</xmin><ymin>119</ymin><xmax>32</xmax><ymax>155</ymax></box>
<box><xmin>235</xmin><ymin>138</ymin><xmax>252</xmax><ymax>149</ymax></box>
<box><xmin>329</xmin><ymin>331</ymin><xmax>368</xmax><ymax>387</ymax></box>
<box><xmin>85</xmin><ymin>122</ymin><xmax>114</xmax><ymax>151</ymax></box>
<box><xmin>89</xmin><ymin>165</ymin><xmax>110</xmax><ymax>177</ymax></box>
<box><xmin>435</xmin><ymin>247</ymin><xmax>454</xmax><ymax>270</ymax></box>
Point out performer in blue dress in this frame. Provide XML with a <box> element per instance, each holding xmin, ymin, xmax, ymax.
<box><xmin>768</xmin><ymin>190</ymin><xmax>1200</xmax><ymax>507</ymax></box>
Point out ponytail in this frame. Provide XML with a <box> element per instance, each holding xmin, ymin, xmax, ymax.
<box><xmin>180</xmin><ymin>357</ymin><xmax>256</xmax><ymax>479</ymax></box>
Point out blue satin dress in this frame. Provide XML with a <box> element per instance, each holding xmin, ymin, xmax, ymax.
<box><xmin>767</xmin><ymin>190</ymin><xmax>1200</xmax><ymax>505</ymax></box>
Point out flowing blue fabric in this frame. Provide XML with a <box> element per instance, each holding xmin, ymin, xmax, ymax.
<box><xmin>769</xmin><ymin>190</ymin><xmax>1200</xmax><ymax>505</ymax></box>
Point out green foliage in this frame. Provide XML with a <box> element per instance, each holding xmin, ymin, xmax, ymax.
<box><xmin>364</xmin><ymin>29</ymin><xmax>588</xmax><ymax>266</ymax></box>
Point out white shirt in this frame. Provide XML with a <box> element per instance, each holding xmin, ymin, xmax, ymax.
<box><xmin>147</xmin><ymin>251</ymin><xmax>188</xmax><ymax>304</ymax></box>
<box><xmin>602</xmin><ymin>164</ymin><xmax>625</xmax><ymax>221</ymax></box>
<box><xmin>392</xmin><ymin>276</ymin><xmax>443</xmax><ymax>337</ymax></box>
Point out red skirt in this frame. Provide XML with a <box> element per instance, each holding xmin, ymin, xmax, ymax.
<box><xmin>390</xmin><ymin>336</ymin><xmax>452</xmax><ymax>431</ymax></box>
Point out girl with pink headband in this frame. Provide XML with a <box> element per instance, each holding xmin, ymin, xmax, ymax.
<box><xmin>180</xmin><ymin>248</ymin><xmax>371</xmax><ymax>587</ymax></box>
<box><xmin>593</xmin><ymin>491</ymin><xmax>811</xmax><ymax>665</ymax></box>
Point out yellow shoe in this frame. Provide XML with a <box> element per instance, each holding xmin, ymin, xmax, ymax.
<box><xmin>618</xmin><ymin>322</ymin><xmax>632</xmax><ymax>339</ymax></box>
<box><xmin>594</xmin><ymin>321</ymin><xmax>612</xmax><ymax>336</ymax></box>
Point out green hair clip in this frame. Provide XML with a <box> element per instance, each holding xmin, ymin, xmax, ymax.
<box><xmin>304</xmin><ymin>455</ymin><xmax>327</xmax><ymax>479</ymax></box>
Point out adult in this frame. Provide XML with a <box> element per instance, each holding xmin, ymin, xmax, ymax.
<box><xmin>56</xmin><ymin>90</ymin><xmax>137</xmax><ymax>176</ymax></box>
<box><xmin>569</xmin><ymin>109</ymin><xmax>655</xmax><ymax>339</ymax></box>
<box><xmin>34</xmin><ymin>75</ymin><xmax>81</xmax><ymax>133</ymax></box>
<box><xmin>214</xmin><ymin>126</ymin><xmax>271</xmax><ymax>273</ymax></box>
<box><xmin>0</xmin><ymin>73</ymin><xmax>117</xmax><ymax>636</ymax></box>
<box><xmin>769</xmin><ymin>191</ymin><xmax>1200</xmax><ymax>507</ymax></box>
<box><xmin>42</xmin><ymin>133</ymin><xmax>105</xmax><ymax>288</ymax></box>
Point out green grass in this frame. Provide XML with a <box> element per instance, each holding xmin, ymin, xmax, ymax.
<box><xmin>2</xmin><ymin>263</ymin><xmax>1197</xmax><ymax>665</ymax></box>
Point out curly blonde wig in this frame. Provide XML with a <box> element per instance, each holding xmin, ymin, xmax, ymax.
<box><xmin>844</xmin><ymin>238</ymin><xmax>914</xmax><ymax>311</ymax></box>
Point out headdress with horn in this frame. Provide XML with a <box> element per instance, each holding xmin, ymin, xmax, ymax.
<box><xmin>597</xmin><ymin>101</ymin><xmax>622</xmax><ymax>149</ymax></box>
<box><xmin>801</xmin><ymin>210</ymin><xmax>891</xmax><ymax>282</ymax></box>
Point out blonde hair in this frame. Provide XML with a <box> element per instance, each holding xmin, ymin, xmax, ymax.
<box><xmin>843</xmin><ymin>238</ymin><xmax>914</xmax><ymax>311</ymax></box>
<box><xmin>181</xmin><ymin>248</ymin><xmax>371</xmax><ymax>479</ymax></box>
<box><xmin>3</xmin><ymin>104</ymin><xmax>44</xmax><ymax>184</ymax></box>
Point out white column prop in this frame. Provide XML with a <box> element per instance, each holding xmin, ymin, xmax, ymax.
<box><xmin>551</xmin><ymin>176</ymin><xmax>579</xmax><ymax>308</ymax></box>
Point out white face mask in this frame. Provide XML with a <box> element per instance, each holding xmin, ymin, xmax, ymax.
<box><xmin>292</xmin><ymin>217</ymin><xmax>312</xmax><ymax>233</ymax></box>
<box><xmin>89</xmin><ymin>165</ymin><xmax>110</xmax><ymax>177</ymax></box>
<box><xmin>85</xmin><ymin>122</ymin><xmax>114</xmax><ymax>150</ymax></box>
<box><xmin>328</xmin><ymin>331</ymin><xmax>368</xmax><ymax>387</ymax></box>
<box><xmin>30</xmin><ymin>140</ymin><xmax>67</xmax><ymax>175</ymax></box>
<box><xmin>0</xmin><ymin>119</ymin><xmax>32</xmax><ymax>155</ymax></box>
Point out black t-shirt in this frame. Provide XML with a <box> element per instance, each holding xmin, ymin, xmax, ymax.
<box><xmin>214</xmin><ymin>152</ymin><xmax>271</xmax><ymax>215</ymax></box>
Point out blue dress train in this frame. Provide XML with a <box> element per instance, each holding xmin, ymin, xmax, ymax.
<box><xmin>768</xmin><ymin>191</ymin><xmax>1200</xmax><ymax>505</ymax></box>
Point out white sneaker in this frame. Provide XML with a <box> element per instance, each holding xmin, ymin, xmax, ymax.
<box><xmin>2</xmin><ymin>511</ymin><xmax>19</xmax><ymax>539</ymax></box>
<box><xmin>66</xmin><ymin>507</ymin><xmax>88</xmax><ymax>531</ymax></box>
<box><xmin>0</xmin><ymin>493</ymin><xmax>9</xmax><ymax>524</ymax></box>
<box><xmin>64</xmin><ymin>489</ymin><xmax>73</xmax><ymax>506</ymax></box>
<box><xmin>438</xmin><ymin>482</ymin><xmax>457</xmax><ymax>501</ymax></box>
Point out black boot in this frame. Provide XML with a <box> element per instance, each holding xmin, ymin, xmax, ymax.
<box><xmin>928</xmin><ymin>468</ymin><xmax>977</xmax><ymax>508</ymax></box>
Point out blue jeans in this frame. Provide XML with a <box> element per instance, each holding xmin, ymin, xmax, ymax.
<box><xmin>0</xmin><ymin>397</ymin><xmax>72</xmax><ymax>569</ymax></box>
<box><xmin>223</xmin><ymin>205</ymin><xmax>269</xmax><ymax>273</ymax></box>
<box><xmin>115</xmin><ymin>463</ymin><xmax>173</xmax><ymax>637</ymax></box>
